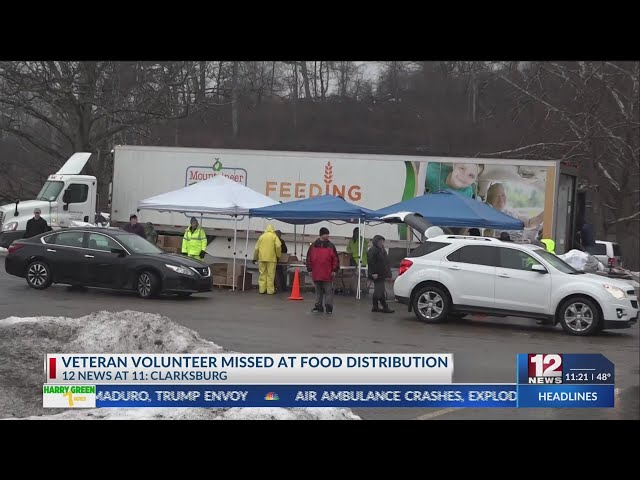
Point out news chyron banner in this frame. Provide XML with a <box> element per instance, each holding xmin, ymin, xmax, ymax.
<box><xmin>42</xmin><ymin>353</ymin><xmax>614</xmax><ymax>409</ymax></box>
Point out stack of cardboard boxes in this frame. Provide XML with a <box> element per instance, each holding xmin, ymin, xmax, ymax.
<box><xmin>211</xmin><ymin>263</ymin><xmax>252</xmax><ymax>288</ymax></box>
<box><xmin>156</xmin><ymin>235</ymin><xmax>183</xmax><ymax>254</ymax></box>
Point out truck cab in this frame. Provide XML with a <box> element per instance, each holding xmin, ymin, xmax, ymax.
<box><xmin>0</xmin><ymin>153</ymin><xmax>98</xmax><ymax>247</ymax></box>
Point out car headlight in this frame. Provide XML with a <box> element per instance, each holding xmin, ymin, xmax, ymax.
<box><xmin>603</xmin><ymin>284</ymin><xmax>625</xmax><ymax>300</ymax></box>
<box><xmin>2</xmin><ymin>222</ymin><xmax>18</xmax><ymax>232</ymax></box>
<box><xmin>165</xmin><ymin>264</ymin><xmax>194</xmax><ymax>276</ymax></box>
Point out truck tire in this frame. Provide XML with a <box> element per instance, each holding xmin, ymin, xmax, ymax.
<box><xmin>412</xmin><ymin>285</ymin><xmax>449</xmax><ymax>323</ymax></box>
<box><xmin>26</xmin><ymin>260</ymin><xmax>53</xmax><ymax>290</ymax></box>
<box><xmin>558</xmin><ymin>296</ymin><xmax>601</xmax><ymax>336</ymax></box>
<box><xmin>137</xmin><ymin>270</ymin><xmax>160</xmax><ymax>299</ymax></box>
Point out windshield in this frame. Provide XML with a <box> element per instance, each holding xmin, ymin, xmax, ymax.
<box><xmin>37</xmin><ymin>181</ymin><xmax>64</xmax><ymax>201</ymax></box>
<box><xmin>117</xmin><ymin>233</ymin><xmax>163</xmax><ymax>255</ymax></box>
<box><xmin>536</xmin><ymin>250</ymin><xmax>579</xmax><ymax>274</ymax></box>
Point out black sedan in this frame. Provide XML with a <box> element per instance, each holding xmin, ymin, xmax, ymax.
<box><xmin>4</xmin><ymin>228</ymin><xmax>211</xmax><ymax>298</ymax></box>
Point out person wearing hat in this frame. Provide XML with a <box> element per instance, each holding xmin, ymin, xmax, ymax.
<box><xmin>24</xmin><ymin>208</ymin><xmax>51</xmax><ymax>238</ymax></box>
<box><xmin>306</xmin><ymin>227</ymin><xmax>339</xmax><ymax>314</ymax></box>
<box><xmin>182</xmin><ymin>217</ymin><xmax>207</xmax><ymax>260</ymax></box>
<box><xmin>274</xmin><ymin>230</ymin><xmax>288</xmax><ymax>292</ymax></box>
<box><xmin>144</xmin><ymin>222</ymin><xmax>159</xmax><ymax>245</ymax></box>
<box><xmin>367</xmin><ymin>235</ymin><xmax>394</xmax><ymax>313</ymax></box>
<box><xmin>253</xmin><ymin>224</ymin><xmax>282</xmax><ymax>294</ymax></box>
<box><xmin>123</xmin><ymin>214</ymin><xmax>146</xmax><ymax>238</ymax></box>
<box><xmin>540</xmin><ymin>238</ymin><xmax>556</xmax><ymax>254</ymax></box>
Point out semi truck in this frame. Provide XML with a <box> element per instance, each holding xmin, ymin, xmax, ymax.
<box><xmin>0</xmin><ymin>145</ymin><xmax>580</xmax><ymax>258</ymax></box>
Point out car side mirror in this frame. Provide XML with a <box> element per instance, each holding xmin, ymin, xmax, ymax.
<box><xmin>531</xmin><ymin>264</ymin><xmax>548</xmax><ymax>274</ymax></box>
<box><xmin>110</xmin><ymin>248</ymin><xmax>126</xmax><ymax>257</ymax></box>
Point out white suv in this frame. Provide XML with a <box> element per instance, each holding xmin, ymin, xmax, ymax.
<box><xmin>393</xmin><ymin>235</ymin><xmax>638</xmax><ymax>336</ymax></box>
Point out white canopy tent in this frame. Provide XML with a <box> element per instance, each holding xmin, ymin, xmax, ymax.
<box><xmin>138</xmin><ymin>176</ymin><xmax>277</xmax><ymax>290</ymax></box>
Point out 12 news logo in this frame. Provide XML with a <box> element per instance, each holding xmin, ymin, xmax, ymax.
<box><xmin>528</xmin><ymin>354</ymin><xmax>563</xmax><ymax>384</ymax></box>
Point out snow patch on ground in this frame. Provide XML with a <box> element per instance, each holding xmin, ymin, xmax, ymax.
<box><xmin>0</xmin><ymin>311</ymin><xmax>359</xmax><ymax>420</ymax></box>
<box><xmin>17</xmin><ymin>407</ymin><xmax>359</xmax><ymax>421</ymax></box>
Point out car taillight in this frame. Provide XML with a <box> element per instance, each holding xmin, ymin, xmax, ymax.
<box><xmin>398</xmin><ymin>259</ymin><xmax>413</xmax><ymax>276</ymax></box>
<box><xmin>608</xmin><ymin>258</ymin><xmax>615</xmax><ymax>267</ymax></box>
<box><xmin>7</xmin><ymin>244</ymin><xmax>25</xmax><ymax>254</ymax></box>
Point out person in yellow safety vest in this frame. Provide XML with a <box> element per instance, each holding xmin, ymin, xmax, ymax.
<box><xmin>540</xmin><ymin>238</ymin><xmax>556</xmax><ymax>254</ymax></box>
<box><xmin>253</xmin><ymin>224</ymin><xmax>282</xmax><ymax>295</ymax></box>
<box><xmin>182</xmin><ymin>217</ymin><xmax>208</xmax><ymax>260</ymax></box>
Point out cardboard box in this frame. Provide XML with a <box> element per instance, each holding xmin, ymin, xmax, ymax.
<box><xmin>212</xmin><ymin>263</ymin><xmax>228</xmax><ymax>276</ymax></box>
<box><xmin>162</xmin><ymin>246</ymin><xmax>179</xmax><ymax>254</ymax></box>
<box><xmin>338</xmin><ymin>252</ymin><xmax>351</xmax><ymax>267</ymax></box>
<box><xmin>236</xmin><ymin>273</ymin><xmax>252</xmax><ymax>289</ymax></box>
<box><xmin>211</xmin><ymin>275</ymin><xmax>229</xmax><ymax>285</ymax></box>
<box><xmin>164</xmin><ymin>235</ymin><xmax>183</xmax><ymax>249</ymax></box>
<box><xmin>156</xmin><ymin>235</ymin><xmax>167</xmax><ymax>247</ymax></box>
<box><xmin>227</xmin><ymin>266</ymin><xmax>245</xmax><ymax>280</ymax></box>
<box><xmin>287</xmin><ymin>255</ymin><xmax>300</xmax><ymax>264</ymax></box>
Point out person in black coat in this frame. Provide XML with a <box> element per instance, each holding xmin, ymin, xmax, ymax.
<box><xmin>24</xmin><ymin>208</ymin><xmax>51</xmax><ymax>238</ymax></box>
<box><xmin>367</xmin><ymin>235</ymin><xmax>394</xmax><ymax>313</ymax></box>
<box><xmin>275</xmin><ymin>230</ymin><xmax>288</xmax><ymax>292</ymax></box>
<box><xmin>123</xmin><ymin>214</ymin><xmax>146</xmax><ymax>238</ymax></box>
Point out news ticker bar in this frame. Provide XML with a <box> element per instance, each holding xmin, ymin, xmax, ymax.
<box><xmin>43</xmin><ymin>384</ymin><xmax>615</xmax><ymax>409</ymax></box>
<box><xmin>45</xmin><ymin>353</ymin><xmax>454</xmax><ymax>385</ymax></box>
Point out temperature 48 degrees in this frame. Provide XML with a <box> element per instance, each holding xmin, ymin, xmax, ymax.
<box><xmin>597</xmin><ymin>373</ymin><xmax>612</xmax><ymax>381</ymax></box>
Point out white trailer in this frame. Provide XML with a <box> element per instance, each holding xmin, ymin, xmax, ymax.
<box><xmin>1</xmin><ymin>145</ymin><xmax>579</xmax><ymax>257</ymax></box>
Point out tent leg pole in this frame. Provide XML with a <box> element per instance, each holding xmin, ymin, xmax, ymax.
<box><xmin>232</xmin><ymin>215</ymin><xmax>237</xmax><ymax>291</ymax></box>
<box><xmin>357</xmin><ymin>218</ymin><xmax>361</xmax><ymax>300</ymax></box>
<box><xmin>243</xmin><ymin>221</ymin><xmax>249</xmax><ymax>291</ymax></box>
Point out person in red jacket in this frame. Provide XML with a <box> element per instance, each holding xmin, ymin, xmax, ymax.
<box><xmin>306</xmin><ymin>227</ymin><xmax>339</xmax><ymax>314</ymax></box>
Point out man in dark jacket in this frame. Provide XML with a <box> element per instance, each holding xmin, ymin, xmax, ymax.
<box><xmin>24</xmin><ymin>208</ymin><xmax>51</xmax><ymax>238</ymax></box>
<box><xmin>368</xmin><ymin>235</ymin><xmax>394</xmax><ymax>313</ymax></box>
<box><xmin>123</xmin><ymin>214</ymin><xmax>146</xmax><ymax>238</ymax></box>
<box><xmin>275</xmin><ymin>230</ymin><xmax>288</xmax><ymax>292</ymax></box>
<box><xmin>306</xmin><ymin>227</ymin><xmax>339</xmax><ymax>314</ymax></box>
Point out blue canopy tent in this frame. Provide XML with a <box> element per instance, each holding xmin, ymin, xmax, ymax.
<box><xmin>250</xmin><ymin>195</ymin><xmax>377</xmax><ymax>299</ymax></box>
<box><xmin>371</xmin><ymin>190</ymin><xmax>525</xmax><ymax>230</ymax></box>
<box><xmin>249</xmin><ymin>194</ymin><xmax>376</xmax><ymax>223</ymax></box>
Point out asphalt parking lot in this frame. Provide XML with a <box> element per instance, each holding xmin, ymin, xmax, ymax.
<box><xmin>1</xmin><ymin>257</ymin><xmax>638</xmax><ymax>420</ymax></box>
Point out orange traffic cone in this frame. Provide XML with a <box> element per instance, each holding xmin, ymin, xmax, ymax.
<box><xmin>288</xmin><ymin>268</ymin><xmax>304</xmax><ymax>300</ymax></box>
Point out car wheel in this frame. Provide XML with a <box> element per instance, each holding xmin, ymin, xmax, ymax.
<box><xmin>177</xmin><ymin>292</ymin><xmax>192</xmax><ymax>298</ymax></box>
<box><xmin>412</xmin><ymin>286</ymin><xmax>449</xmax><ymax>323</ymax></box>
<box><xmin>26</xmin><ymin>260</ymin><xmax>53</xmax><ymax>290</ymax></box>
<box><xmin>137</xmin><ymin>271</ymin><xmax>160</xmax><ymax>299</ymax></box>
<box><xmin>558</xmin><ymin>297</ymin><xmax>601</xmax><ymax>336</ymax></box>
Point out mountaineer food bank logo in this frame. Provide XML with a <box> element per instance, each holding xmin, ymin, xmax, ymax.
<box><xmin>266</xmin><ymin>161</ymin><xmax>362</xmax><ymax>201</ymax></box>
<box><xmin>186</xmin><ymin>158</ymin><xmax>248</xmax><ymax>186</ymax></box>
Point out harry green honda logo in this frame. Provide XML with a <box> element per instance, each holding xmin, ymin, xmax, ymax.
<box><xmin>213</xmin><ymin>158</ymin><xmax>223</xmax><ymax>171</ymax></box>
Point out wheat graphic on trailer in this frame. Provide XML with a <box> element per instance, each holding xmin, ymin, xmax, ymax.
<box><xmin>324</xmin><ymin>162</ymin><xmax>333</xmax><ymax>194</ymax></box>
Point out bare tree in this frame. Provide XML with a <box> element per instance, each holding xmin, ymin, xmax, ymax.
<box><xmin>299</xmin><ymin>62</ymin><xmax>312</xmax><ymax>100</ymax></box>
<box><xmin>332</xmin><ymin>61</ymin><xmax>360</xmax><ymax>99</ymax></box>
<box><xmin>480</xmin><ymin>61</ymin><xmax>639</xmax><ymax>267</ymax></box>
<box><xmin>231</xmin><ymin>61</ymin><xmax>239</xmax><ymax>140</ymax></box>
<box><xmin>0</xmin><ymin>61</ymin><xmax>198</xmax><ymax>203</ymax></box>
